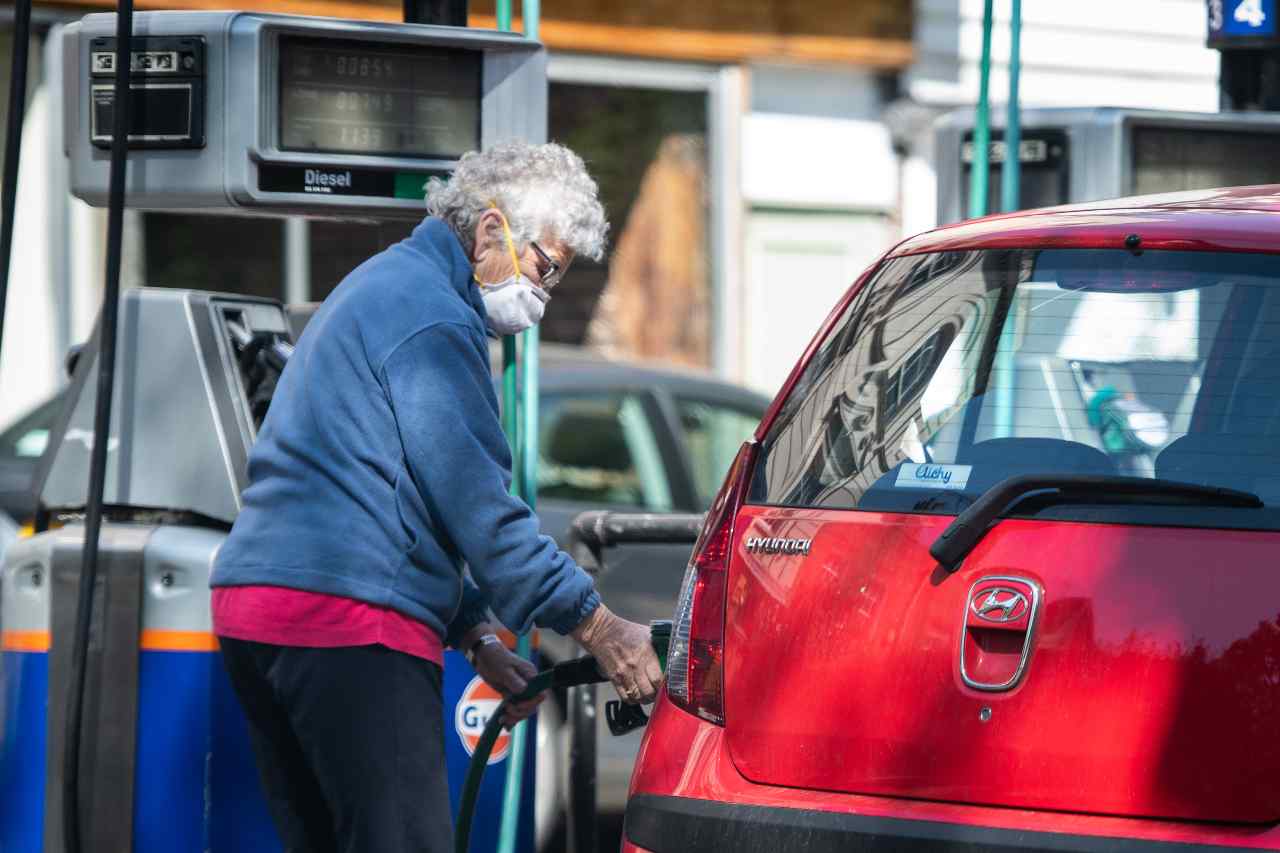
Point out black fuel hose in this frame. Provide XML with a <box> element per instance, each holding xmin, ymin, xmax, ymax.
<box><xmin>64</xmin><ymin>2</ymin><xmax>134</xmax><ymax>850</ymax></box>
<box><xmin>455</xmin><ymin>657</ymin><xmax>603</xmax><ymax>853</ymax></box>
<box><xmin>0</xmin><ymin>0</ymin><xmax>33</xmax><ymax>367</ymax></box>
<box><xmin>454</xmin><ymin>623</ymin><xmax>671</xmax><ymax>853</ymax></box>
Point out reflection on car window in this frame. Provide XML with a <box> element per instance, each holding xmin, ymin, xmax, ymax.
<box><xmin>751</xmin><ymin>249</ymin><xmax>1280</xmax><ymax>530</ymax></box>
<box><xmin>675</xmin><ymin>399</ymin><xmax>760</xmax><ymax>507</ymax></box>
<box><xmin>13</xmin><ymin>429</ymin><xmax>48</xmax><ymax>458</ymax></box>
<box><xmin>0</xmin><ymin>396</ymin><xmax>63</xmax><ymax>461</ymax></box>
<box><xmin>538</xmin><ymin>394</ymin><xmax>673</xmax><ymax>510</ymax></box>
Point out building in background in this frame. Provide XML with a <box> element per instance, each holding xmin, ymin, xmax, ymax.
<box><xmin>0</xmin><ymin>0</ymin><xmax>1224</xmax><ymax>431</ymax></box>
<box><xmin>897</xmin><ymin>0</ymin><xmax>1220</xmax><ymax>235</ymax></box>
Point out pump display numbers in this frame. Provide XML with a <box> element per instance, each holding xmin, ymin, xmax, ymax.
<box><xmin>279</xmin><ymin>37</ymin><xmax>481</xmax><ymax>159</ymax></box>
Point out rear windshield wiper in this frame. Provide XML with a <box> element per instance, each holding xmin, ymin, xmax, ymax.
<box><xmin>929</xmin><ymin>474</ymin><xmax>1263</xmax><ymax>572</ymax></box>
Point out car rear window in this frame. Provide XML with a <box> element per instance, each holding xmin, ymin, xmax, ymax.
<box><xmin>750</xmin><ymin>248</ymin><xmax>1280</xmax><ymax>530</ymax></box>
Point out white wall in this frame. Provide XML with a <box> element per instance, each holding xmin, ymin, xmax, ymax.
<box><xmin>908</xmin><ymin>0</ymin><xmax>1220</xmax><ymax>110</ymax></box>
<box><xmin>736</xmin><ymin>108</ymin><xmax>898</xmax><ymax>393</ymax></box>
<box><xmin>0</xmin><ymin>86</ymin><xmax>62</xmax><ymax>430</ymax></box>
<box><xmin>742</xmin><ymin>210</ymin><xmax>894</xmax><ymax>395</ymax></box>
<box><xmin>0</xmin><ymin>30</ymin><xmax>137</xmax><ymax>432</ymax></box>
<box><xmin>741</xmin><ymin>113</ymin><xmax>898</xmax><ymax>212</ymax></box>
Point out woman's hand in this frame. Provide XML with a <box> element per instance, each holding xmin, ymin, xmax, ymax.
<box><xmin>571</xmin><ymin>604</ymin><xmax>662</xmax><ymax>705</ymax></box>
<box><xmin>464</xmin><ymin>625</ymin><xmax>546</xmax><ymax>726</ymax></box>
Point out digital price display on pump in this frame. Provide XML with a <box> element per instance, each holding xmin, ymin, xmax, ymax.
<box><xmin>277</xmin><ymin>37</ymin><xmax>480</xmax><ymax>159</ymax></box>
<box><xmin>64</xmin><ymin>12</ymin><xmax>546</xmax><ymax>218</ymax></box>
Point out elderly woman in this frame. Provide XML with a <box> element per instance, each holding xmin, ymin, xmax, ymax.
<box><xmin>210</xmin><ymin>141</ymin><xmax>662</xmax><ymax>853</ymax></box>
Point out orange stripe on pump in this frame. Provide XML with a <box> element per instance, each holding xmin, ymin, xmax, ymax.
<box><xmin>496</xmin><ymin>629</ymin><xmax>540</xmax><ymax>651</ymax></box>
<box><xmin>139</xmin><ymin>629</ymin><xmax>220</xmax><ymax>652</ymax></box>
<box><xmin>2</xmin><ymin>630</ymin><xmax>51</xmax><ymax>652</ymax></box>
<box><xmin>6</xmin><ymin>630</ymin><xmax>530</xmax><ymax>653</ymax></box>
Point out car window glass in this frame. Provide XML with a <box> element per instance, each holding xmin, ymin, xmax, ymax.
<box><xmin>12</xmin><ymin>430</ymin><xmax>48</xmax><ymax>459</ymax></box>
<box><xmin>538</xmin><ymin>393</ymin><xmax>673</xmax><ymax>510</ymax></box>
<box><xmin>751</xmin><ymin>248</ymin><xmax>1280</xmax><ymax>531</ymax></box>
<box><xmin>0</xmin><ymin>396</ymin><xmax>63</xmax><ymax>461</ymax></box>
<box><xmin>617</xmin><ymin>396</ymin><xmax>674</xmax><ymax>510</ymax></box>
<box><xmin>674</xmin><ymin>398</ymin><xmax>761</xmax><ymax>507</ymax></box>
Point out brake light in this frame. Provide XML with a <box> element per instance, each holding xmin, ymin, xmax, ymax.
<box><xmin>667</xmin><ymin>441</ymin><xmax>756</xmax><ymax>725</ymax></box>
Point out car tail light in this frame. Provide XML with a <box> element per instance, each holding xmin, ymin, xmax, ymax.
<box><xmin>667</xmin><ymin>441</ymin><xmax>757</xmax><ymax>725</ymax></box>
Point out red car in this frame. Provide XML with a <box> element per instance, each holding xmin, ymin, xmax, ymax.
<box><xmin>624</xmin><ymin>186</ymin><xmax>1280</xmax><ymax>852</ymax></box>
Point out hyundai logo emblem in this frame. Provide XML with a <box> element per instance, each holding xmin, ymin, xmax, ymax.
<box><xmin>970</xmin><ymin>587</ymin><xmax>1029</xmax><ymax>623</ymax></box>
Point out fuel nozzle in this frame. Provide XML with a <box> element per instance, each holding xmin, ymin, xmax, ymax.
<box><xmin>605</xmin><ymin>619</ymin><xmax>672</xmax><ymax>736</ymax></box>
<box><xmin>605</xmin><ymin>700</ymin><xmax>649</xmax><ymax>736</ymax></box>
<box><xmin>649</xmin><ymin>619</ymin><xmax>672</xmax><ymax>670</ymax></box>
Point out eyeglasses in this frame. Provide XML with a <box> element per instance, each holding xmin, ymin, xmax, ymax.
<box><xmin>530</xmin><ymin>242</ymin><xmax>566</xmax><ymax>290</ymax></box>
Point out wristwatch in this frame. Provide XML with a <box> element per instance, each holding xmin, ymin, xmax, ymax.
<box><xmin>464</xmin><ymin>633</ymin><xmax>501</xmax><ymax>667</ymax></box>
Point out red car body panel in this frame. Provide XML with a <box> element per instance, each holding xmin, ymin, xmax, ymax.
<box><xmin>723</xmin><ymin>506</ymin><xmax>1280</xmax><ymax>824</ymax></box>
<box><xmin>624</xmin><ymin>697</ymin><xmax>1280</xmax><ymax>852</ymax></box>
<box><xmin>891</xmin><ymin>208</ymin><xmax>1280</xmax><ymax>257</ymax></box>
<box><xmin>892</xmin><ymin>185</ymin><xmax>1280</xmax><ymax>258</ymax></box>
<box><xmin>630</xmin><ymin>186</ymin><xmax>1280</xmax><ymax>851</ymax></box>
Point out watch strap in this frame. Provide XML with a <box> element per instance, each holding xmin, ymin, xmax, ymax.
<box><xmin>464</xmin><ymin>632</ymin><xmax>501</xmax><ymax>666</ymax></box>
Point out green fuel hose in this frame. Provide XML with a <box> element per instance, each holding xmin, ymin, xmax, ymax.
<box><xmin>454</xmin><ymin>622</ymin><xmax>671</xmax><ymax>853</ymax></box>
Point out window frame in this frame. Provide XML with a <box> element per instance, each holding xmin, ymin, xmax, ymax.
<box><xmin>659</xmin><ymin>389</ymin><xmax>767</xmax><ymax>509</ymax></box>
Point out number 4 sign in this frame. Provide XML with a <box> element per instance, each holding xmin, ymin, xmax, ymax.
<box><xmin>1211</xmin><ymin>0</ymin><xmax>1278</xmax><ymax>37</ymax></box>
<box><xmin>1236</xmin><ymin>0</ymin><xmax>1267</xmax><ymax>26</ymax></box>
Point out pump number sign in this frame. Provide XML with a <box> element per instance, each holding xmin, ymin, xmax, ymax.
<box><xmin>1209</xmin><ymin>0</ymin><xmax>1278</xmax><ymax>44</ymax></box>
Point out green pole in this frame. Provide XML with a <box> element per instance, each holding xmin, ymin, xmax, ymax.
<box><xmin>994</xmin><ymin>0</ymin><xmax>1021</xmax><ymax>438</ymax></box>
<box><xmin>495</xmin><ymin>3</ymin><xmax>539</xmax><ymax>851</ymax></box>
<box><xmin>523</xmin><ymin>0</ymin><xmax>539</xmax><ymax>40</ymax></box>
<box><xmin>517</xmin><ymin>330</ymin><xmax>539</xmax><ymax>506</ymax></box>
<box><xmin>495</xmin><ymin>334</ymin><xmax>536</xmax><ymax>853</ymax></box>
<box><xmin>968</xmin><ymin>0</ymin><xmax>995</xmax><ymax>220</ymax></box>
<box><xmin>1001</xmin><ymin>0</ymin><xmax>1023</xmax><ymax>214</ymax></box>
<box><xmin>501</xmin><ymin>336</ymin><xmax>518</xmax><ymax>445</ymax></box>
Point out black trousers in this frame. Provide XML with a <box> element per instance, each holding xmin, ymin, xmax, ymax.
<box><xmin>219</xmin><ymin>639</ymin><xmax>453</xmax><ymax>853</ymax></box>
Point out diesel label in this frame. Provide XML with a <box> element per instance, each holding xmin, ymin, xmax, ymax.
<box><xmin>304</xmin><ymin>169</ymin><xmax>352</xmax><ymax>192</ymax></box>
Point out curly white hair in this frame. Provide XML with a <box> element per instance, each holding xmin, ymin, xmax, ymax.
<box><xmin>425</xmin><ymin>141</ymin><xmax>609</xmax><ymax>262</ymax></box>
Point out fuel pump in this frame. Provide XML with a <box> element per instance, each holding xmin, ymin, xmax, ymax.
<box><xmin>935</xmin><ymin>106</ymin><xmax>1280</xmax><ymax>225</ymax></box>
<box><xmin>0</xmin><ymin>11</ymin><xmax>552</xmax><ymax>852</ymax></box>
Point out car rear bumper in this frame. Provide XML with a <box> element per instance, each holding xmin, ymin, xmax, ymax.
<box><xmin>624</xmin><ymin>696</ymin><xmax>1280</xmax><ymax>852</ymax></box>
<box><xmin>625</xmin><ymin>795</ymin><xmax>1273</xmax><ymax>853</ymax></box>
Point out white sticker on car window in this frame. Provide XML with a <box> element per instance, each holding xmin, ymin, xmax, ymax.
<box><xmin>895</xmin><ymin>463</ymin><xmax>972</xmax><ymax>490</ymax></box>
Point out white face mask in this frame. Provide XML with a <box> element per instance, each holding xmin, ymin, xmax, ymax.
<box><xmin>480</xmin><ymin>275</ymin><xmax>550</xmax><ymax>336</ymax></box>
<box><xmin>475</xmin><ymin>207</ymin><xmax>551</xmax><ymax>336</ymax></box>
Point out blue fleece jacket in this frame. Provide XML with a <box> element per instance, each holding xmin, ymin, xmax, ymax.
<box><xmin>210</xmin><ymin>217</ymin><xmax>600</xmax><ymax>645</ymax></box>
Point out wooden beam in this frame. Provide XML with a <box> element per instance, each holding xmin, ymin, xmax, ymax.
<box><xmin>42</xmin><ymin>0</ymin><xmax>913</xmax><ymax>68</ymax></box>
<box><xmin>468</xmin><ymin>14</ymin><xmax>914</xmax><ymax>68</ymax></box>
<box><xmin>40</xmin><ymin>0</ymin><xmax>404</xmax><ymax>22</ymax></box>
